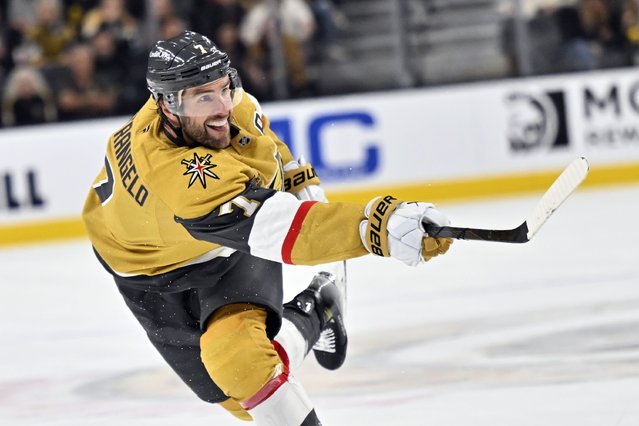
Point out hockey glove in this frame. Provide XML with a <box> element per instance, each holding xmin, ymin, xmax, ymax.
<box><xmin>359</xmin><ymin>195</ymin><xmax>453</xmax><ymax>266</ymax></box>
<box><xmin>283</xmin><ymin>155</ymin><xmax>327</xmax><ymax>202</ymax></box>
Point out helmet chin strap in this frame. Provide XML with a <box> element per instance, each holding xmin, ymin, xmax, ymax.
<box><xmin>158</xmin><ymin>102</ymin><xmax>188</xmax><ymax>147</ymax></box>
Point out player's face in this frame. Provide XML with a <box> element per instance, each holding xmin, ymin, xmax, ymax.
<box><xmin>179</xmin><ymin>77</ymin><xmax>234</xmax><ymax>149</ymax></box>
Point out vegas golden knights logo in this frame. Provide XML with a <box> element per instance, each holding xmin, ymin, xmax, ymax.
<box><xmin>181</xmin><ymin>153</ymin><xmax>220</xmax><ymax>188</ymax></box>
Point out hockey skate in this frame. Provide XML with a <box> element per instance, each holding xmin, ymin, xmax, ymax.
<box><xmin>286</xmin><ymin>271</ymin><xmax>348</xmax><ymax>370</ymax></box>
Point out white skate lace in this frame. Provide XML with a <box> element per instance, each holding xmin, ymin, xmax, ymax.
<box><xmin>312</xmin><ymin>327</ymin><xmax>336</xmax><ymax>353</ymax></box>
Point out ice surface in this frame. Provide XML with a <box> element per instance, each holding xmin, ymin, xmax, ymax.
<box><xmin>1</xmin><ymin>185</ymin><xmax>638</xmax><ymax>425</ymax></box>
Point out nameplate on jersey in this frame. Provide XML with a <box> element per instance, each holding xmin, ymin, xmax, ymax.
<box><xmin>100</xmin><ymin>119</ymin><xmax>149</xmax><ymax>207</ymax></box>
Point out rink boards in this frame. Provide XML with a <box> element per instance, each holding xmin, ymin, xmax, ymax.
<box><xmin>1</xmin><ymin>68</ymin><xmax>639</xmax><ymax>245</ymax></box>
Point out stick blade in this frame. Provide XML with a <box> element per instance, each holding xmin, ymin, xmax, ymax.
<box><xmin>525</xmin><ymin>157</ymin><xmax>589</xmax><ymax>240</ymax></box>
<box><xmin>423</xmin><ymin>222</ymin><xmax>529</xmax><ymax>242</ymax></box>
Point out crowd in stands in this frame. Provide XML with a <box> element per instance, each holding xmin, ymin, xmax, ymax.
<box><xmin>505</xmin><ymin>0</ymin><xmax>639</xmax><ymax>75</ymax></box>
<box><xmin>0</xmin><ymin>0</ymin><xmax>343</xmax><ymax>127</ymax></box>
<box><xmin>1</xmin><ymin>0</ymin><xmax>639</xmax><ymax>128</ymax></box>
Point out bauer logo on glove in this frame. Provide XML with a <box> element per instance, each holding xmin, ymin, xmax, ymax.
<box><xmin>362</xmin><ymin>195</ymin><xmax>400</xmax><ymax>257</ymax></box>
<box><xmin>284</xmin><ymin>163</ymin><xmax>319</xmax><ymax>193</ymax></box>
<box><xmin>282</xmin><ymin>155</ymin><xmax>327</xmax><ymax>202</ymax></box>
<box><xmin>359</xmin><ymin>196</ymin><xmax>453</xmax><ymax>266</ymax></box>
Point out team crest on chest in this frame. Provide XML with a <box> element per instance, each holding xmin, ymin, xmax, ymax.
<box><xmin>181</xmin><ymin>153</ymin><xmax>220</xmax><ymax>188</ymax></box>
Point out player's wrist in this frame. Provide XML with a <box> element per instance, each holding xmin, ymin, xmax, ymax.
<box><xmin>359</xmin><ymin>196</ymin><xmax>453</xmax><ymax>266</ymax></box>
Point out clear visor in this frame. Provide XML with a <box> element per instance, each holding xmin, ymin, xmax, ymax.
<box><xmin>168</xmin><ymin>76</ymin><xmax>244</xmax><ymax>118</ymax></box>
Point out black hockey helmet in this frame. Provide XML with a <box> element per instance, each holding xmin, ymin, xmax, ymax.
<box><xmin>146</xmin><ymin>30</ymin><xmax>242</xmax><ymax>114</ymax></box>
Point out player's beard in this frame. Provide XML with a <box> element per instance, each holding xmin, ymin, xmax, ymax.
<box><xmin>181</xmin><ymin>114</ymin><xmax>231</xmax><ymax>149</ymax></box>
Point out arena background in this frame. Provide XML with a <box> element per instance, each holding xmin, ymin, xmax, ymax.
<box><xmin>2</xmin><ymin>0</ymin><xmax>639</xmax><ymax>424</ymax></box>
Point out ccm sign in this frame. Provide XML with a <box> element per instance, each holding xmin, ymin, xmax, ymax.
<box><xmin>270</xmin><ymin>111</ymin><xmax>380</xmax><ymax>181</ymax></box>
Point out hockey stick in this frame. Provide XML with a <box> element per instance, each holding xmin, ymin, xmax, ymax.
<box><xmin>423</xmin><ymin>157</ymin><xmax>590</xmax><ymax>243</ymax></box>
<box><xmin>336</xmin><ymin>260</ymin><xmax>348</xmax><ymax>318</ymax></box>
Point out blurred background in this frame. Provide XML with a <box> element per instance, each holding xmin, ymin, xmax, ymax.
<box><xmin>1</xmin><ymin>0</ymin><xmax>638</xmax><ymax>127</ymax></box>
<box><xmin>2</xmin><ymin>2</ymin><xmax>639</xmax><ymax>425</ymax></box>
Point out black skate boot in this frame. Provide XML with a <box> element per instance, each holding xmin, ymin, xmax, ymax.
<box><xmin>284</xmin><ymin>271</ymin><xmax>348</xmax><ymax>370</ymax></box>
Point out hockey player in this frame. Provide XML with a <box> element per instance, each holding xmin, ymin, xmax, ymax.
<box><xmin>82</xmin><ymin>30</ymin><xmax>452</xmax><ymax>425</ymax></box>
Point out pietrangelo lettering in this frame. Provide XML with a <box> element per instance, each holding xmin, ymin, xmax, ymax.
<box><xmin>113</xmin><ymin>121</ymin><xmax>149</xmax><ymax>206</ymax></box>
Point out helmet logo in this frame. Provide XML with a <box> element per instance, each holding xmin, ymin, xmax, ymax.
<box><xmin>149</xmin><ymin>47</ymin><xmax>174</xmax><ymax>62</ymax></box>
<box><xmin>200</xmin><ymin>59</ymin><xmax>222</xmax><ymax>71</ymax></box>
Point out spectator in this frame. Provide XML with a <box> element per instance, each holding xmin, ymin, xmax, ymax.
<box><xmin>89</xmin><ymin>30</ymin><xmax>123</xmax><ymax>92</ymax></box>
<box><xmin>81</xmin><ymin>0</ymin><xmax>140</xmax><ymax>52</ymax></box>
<box><xmin>214</xmin><ymin>21</ymin><xmax>272</xmax><ymax>101</ymax></box>
<box><xmin>149</xmin><ymin>0</ymin><xmax>187</xmax><ymax>40</ymax></box>
<box><xmin>190</xmin><ymin>0</ymin><xmax>246</xmax><ymax>42</ymax></box>
<box><xmin>90</xmin><ymin>29</ymin><xmax>147</xmax><ymax>114</ymax></box>
<box><xmin>309</xmin><ymin>0</ymin><xmax>346</xmax><ymax>62</ymax></box>
<box><xmin>90</xmin><ymin>29</ymin><xmax>123</xmax><ymax>81</ymax></box>
<box><xmin>4</xmin><ymin>1</ymin><xmax>37</xmax><ymax>72</ymax></box>
<box><xmin>151</xmin><ymin>0</ymin><xmax>179</xmax><ymax>25</ymax></box>
<box><xmin>555</xmin><ymin>6</ymin><xmax>596</xmax><ymax>72</ymax></box>
<box><xmin>1</xmin><ymin>65</ymin><xmax>57</xmax><ymax>126</ymax></box>
<box><xmin>525</xmin><ymin>6</ymin><xmax>563</xmax><ymax>74</ymax></box>
<box><xmin>50</xmin><ymin>43</ymin><xmax>117</xmax><ymax>121</ymax></box>
<box><xmin>0</xmin><ymin>34</ymin><xmax>7</xmax><ymax>90</ymax></box>
<box><xmin>159</xmin><ymin>14</ymin><xmax>187</xmax><ymax>40</ymax></box>
<box><xmin>7</xmin><ymin>0</ymin><xmax>39</xmax><ymax>31</ymax></box>
<box><xmin>25</xmin><ymin>0</ymin><xmax>76</xmax><ymax>66</ymax></box>
<box><xmin>622</xmin><ymin>0</ymin><xmax>639</xmax><ymax>62</ymax></box>
<box><xmin>188</xmin><ymin>0</ymin><xmax>257</xmax><ymax>95</ymax></box>
<box><xmin>579</xmin><ymin>0</ymin><xmax>632</xmax><ymax>67</ymax></box>
<box><xmin>63</xmin><ymin>0</ymin><xmax>100</xmax><ymax>33</ymax></box>
<box><xmin>239</xmin><ymin>0</ymin><xmax>316</xmax><ymax>98</ymax></box>
<box><xmin>123</xmin><ymin>0</ymin><xmax>146</xmax><ymax>21</ymax></box>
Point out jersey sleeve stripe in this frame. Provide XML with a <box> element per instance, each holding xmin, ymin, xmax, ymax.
<box><xmin>281</xmin><ymin>201</ymin><xmax>317</xmax><ymax>264</ymax></box>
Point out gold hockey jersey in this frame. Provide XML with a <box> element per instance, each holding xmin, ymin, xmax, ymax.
<box><xmin>82</xmin><ymin>94</ymin><xmax>368</xmax><ymax>276</ymax></box>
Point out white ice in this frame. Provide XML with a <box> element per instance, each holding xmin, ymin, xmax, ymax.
<box><xmin>1</xmin><ymin>184</ymin><xmax>638</xmax><ymax>426</ymax></box>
